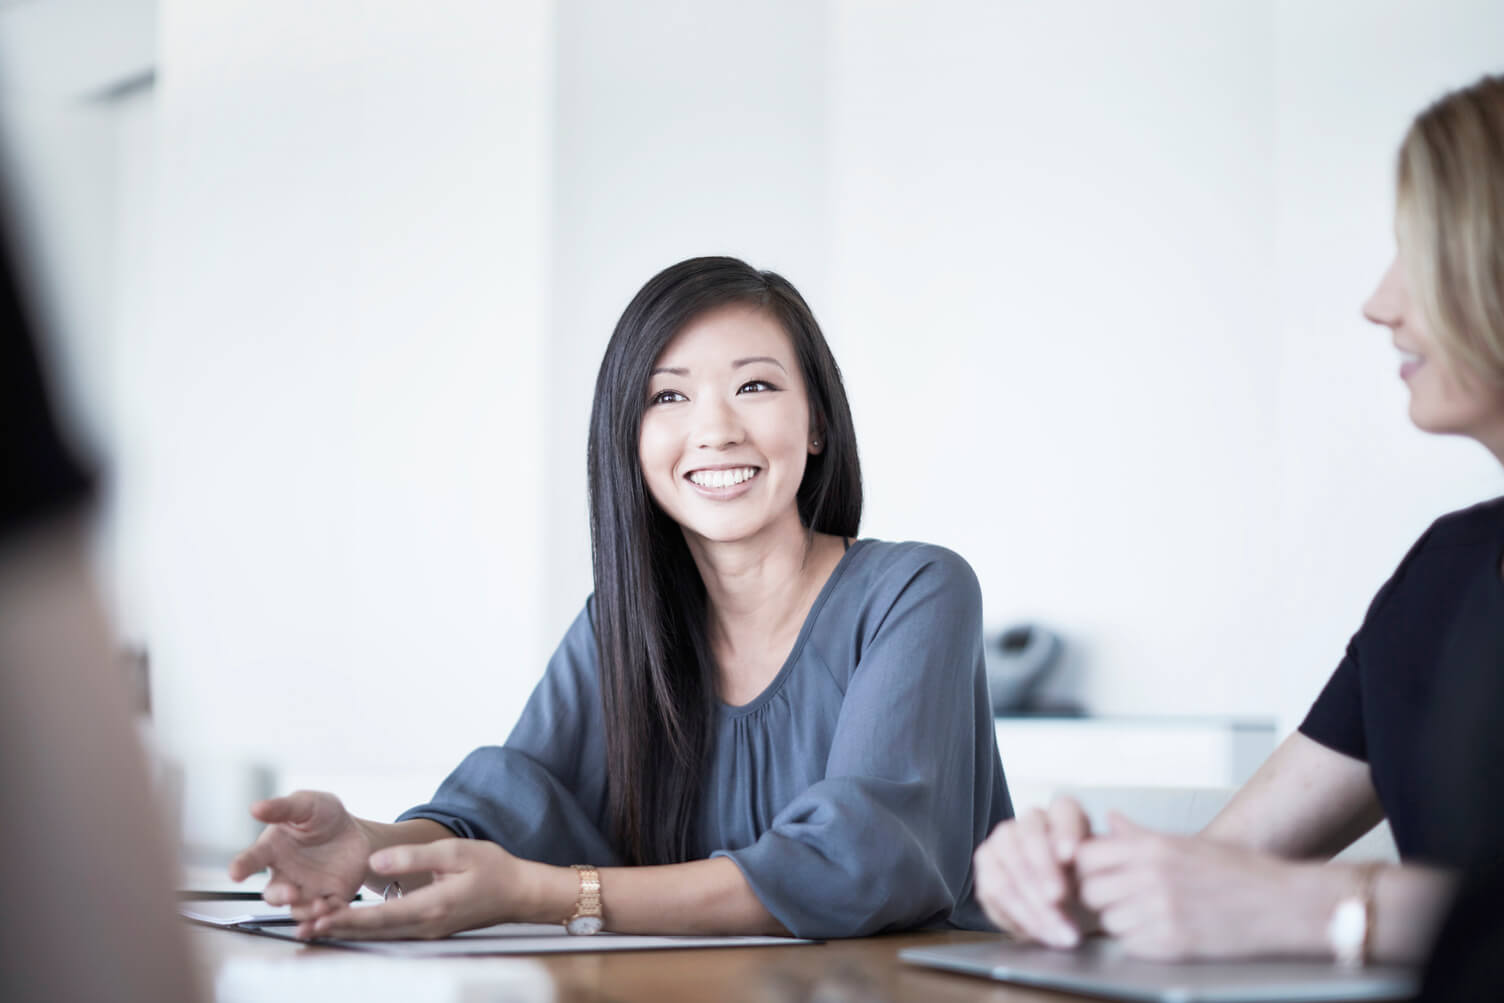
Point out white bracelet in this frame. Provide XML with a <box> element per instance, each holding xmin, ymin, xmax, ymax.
<box><xmin>1326</xmin><ymin>862</ymin><xmax>1381</xmax><ymax>967</ymax></box>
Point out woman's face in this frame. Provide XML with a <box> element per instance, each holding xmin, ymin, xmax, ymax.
<box><xmin>638</xmin><ymin>303</ymin><xmax>818</xmax><ymax>548</ymax></box>
<box><xmin>1363</xmin><ymin>248</ymin><xmax>1504</xmax><ymax>441</ymax></box>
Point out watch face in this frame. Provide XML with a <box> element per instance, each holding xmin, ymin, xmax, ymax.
<box><xmin>567</xmin><ymin>915</ymin><xmax>603</xmax><ymax>936</ymax></box>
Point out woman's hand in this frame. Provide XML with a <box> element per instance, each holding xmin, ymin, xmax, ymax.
<box><xmin>228</xmin><ymin>790</ymin><xmax>374</xmax><ymax>911</ymax></box>
<box><xmin>299</xmin><ymin>838</ymin><xmax>534</xmax><ymax>940</ymax></box>
<box><xmin>972</xmin><ymin>796</ymin><xmax>1095</xmax><ymax>948</ymax></box>
<box><xmin>1075</xmin><ymin>812</ymin><xmax>1328</xmax><ymax>961</ymax></box>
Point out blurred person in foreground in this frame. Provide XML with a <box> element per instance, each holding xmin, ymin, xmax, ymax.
<box><xmin>0</xmin><ymin>201</ymin><xmax>204</xmax><ymax>999</ymax></box>
<box><xmin>973</xmin><ymin>73</ymin><xmax>1504</xmax><ymax>982</ymax></box>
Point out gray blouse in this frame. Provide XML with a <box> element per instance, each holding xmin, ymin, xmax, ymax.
<box><xmin>398</xmin><ymin>539</ymin><xmax>1012</xmax><ymax>938</ymax></box>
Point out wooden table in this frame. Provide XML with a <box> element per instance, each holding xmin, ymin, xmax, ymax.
<box><xmin>192</xmin><ymin>925</ymin><xmax>1067</xmax><ymax>1001</ymax></box>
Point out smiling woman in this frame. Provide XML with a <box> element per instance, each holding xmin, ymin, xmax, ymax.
<box><xmin>970</xmin><ymin>74</ymin><xmax>1504</xmax><ymax>977</ymax></box>
<box><xmin>228</xmin><ymin>256</ymin><xmax>1013</xmax><ymax>941</ymax></box>
<box><xmin>639</xmin><ymin>307</ymin><xmax>819</xmax><ymax>547</ymax></box>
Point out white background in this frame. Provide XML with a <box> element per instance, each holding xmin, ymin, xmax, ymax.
<box><xmin>3</xmin><ymin>0</ymin><xmax>1502</xmax><ymax>835</ymax></box>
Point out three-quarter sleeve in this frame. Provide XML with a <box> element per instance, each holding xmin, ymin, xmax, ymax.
<box><xmin>713</xmin><ymin>547</ymin><xmax>1002</xmax><ymax>938</ymax></box>
<box><xmin>397</xmin><ymin>602</ymin><xmax>622</xmax><ymax>867</ymax></box>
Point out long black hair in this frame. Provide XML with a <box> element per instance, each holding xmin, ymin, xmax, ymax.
<box><xmin>586</xmin><ymin>256</ymin><xmax>862</xmax><ymax>866</ymax></box>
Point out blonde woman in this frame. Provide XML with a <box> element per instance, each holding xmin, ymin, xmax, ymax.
<box><xmin>972</xmin><ymin>73</ymin><xmax>1504</xmax><ymax>968</ymax></box>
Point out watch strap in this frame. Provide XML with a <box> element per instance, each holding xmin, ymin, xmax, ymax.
<box><xmin>564</xmin><ymin>864</ymin><xmax>602</xmax><ymax>933</ymax></box>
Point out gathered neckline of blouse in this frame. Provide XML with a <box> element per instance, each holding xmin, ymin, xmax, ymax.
<box><xmin>716</xmin><ymin>538</ymin><xmax>870</xmax><ymax>720</ymax></box>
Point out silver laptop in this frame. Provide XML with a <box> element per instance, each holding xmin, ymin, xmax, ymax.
<box><xmin>899</xmin><ymin>938</ymin><xmax>1418</xmax><ymax>1002</ymax></box>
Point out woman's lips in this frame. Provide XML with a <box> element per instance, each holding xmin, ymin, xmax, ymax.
<box><xmin>1399</xmin><ymin>350</ymin><xmax>1424</xmax><ymax>381</ymax></box>
<box><xmin>684</xmin><ymin>466</ymin><xmax>761</xmax><ymax>499</ymax></box>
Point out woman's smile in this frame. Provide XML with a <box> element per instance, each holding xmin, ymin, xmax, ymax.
<box><xmin>1397</xmin><ymin>346</ymin><xmax>1425</xmax><ymax>381</ymax></box>
<box><xmin>685</xmin><ymin>464</ymin><xmax>762</xmax><ymax>498</ymax></box>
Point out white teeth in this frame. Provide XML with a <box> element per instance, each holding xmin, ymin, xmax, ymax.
<box><xmin>689</xmin><ymin>467</ymin><xmax>757</xmax><ymax>489</ymax></box>
<box><xmin>1399</xmin><ymin>350</ymin><xmax>1423</xmax><ymax>364</ymax></box>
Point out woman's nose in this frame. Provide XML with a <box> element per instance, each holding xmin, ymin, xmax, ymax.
<box><xmin>691</xmin><ymin>395</ymin><xmax>744</xmax><ymax>450</ymax></box>
<box><xmin>1362</xmin><ymin>256</ymin><xmax>1406</xmax><ymax>328</ymax></box>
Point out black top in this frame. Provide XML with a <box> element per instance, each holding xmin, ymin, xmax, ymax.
<box><xmin>1417</xmin><ymin>583</ymin><xmax>1504</xmax><ymax>999</ymax></box>
<box><xmin>1299</xmin><ymin>496</ymin><xmax>1504</xmax><ymax>866</ymax></box>
<box><xmin>0</xmin><ymin>217</ymin><xmax>90</xmax><ymax>541</ymax></box>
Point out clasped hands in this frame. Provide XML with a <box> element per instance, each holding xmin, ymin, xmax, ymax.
<box><xmin>973</xmin><ymin>796</ymin><xmax>1312</xmax><ymax>961</ymax></box>
<box><xmin>227</xmin><ymin>790</ymin><xmax>537</xmax><ymax>941</ymax></box>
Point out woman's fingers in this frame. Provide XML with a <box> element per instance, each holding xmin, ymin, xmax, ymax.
<box><xmin>1077</xmin><ymin>865</ymin><xmax>1143</xmax><ymax>913</ymax></box>
<box><xmin>288</xmin><ymin>895</ymin><xmax>342</xmax><ymax>923</ymax></box>
<box><xmin>976</xmin><ymin>841</ymin><xmax>1054</xmax><ymax>943</ymax></box>
<box><xmin>1010</xmin><ymin>810</ymin><xmax>1081</xmax><ymax>947</ymax></box>
<box><xmin>976</xmin><ymin>855</ymin><xmax>1030</xmax><ymax>939</ymax></box>
<box><xmin>369</xmin><ymin>839</ymin><xmax>465</xmax><ymax>877</ymax></box>
<box><xmin>263</xmin><ymin>866</ymin><xmax>347</xmax><ymax>908</ymax></box>
<box><xmin>976</xmin><ymin>822</ymin><xmax>1077</xmax><ymax>947</ymax></box>
<box><xmin>1097</xmin><ymin>898</ymin><xmax>1150</xmax><ymax>939</ymax></box>
<box><xmin>230</xmin><ymin>792</ymin><xmax>325</xmax><ymax>882</ymax></box>
<box><xmin>972</xmin><ymin>801</ymin><xmax>1102</xmax><ymax>949</ymax></box>
<box><xmin>249</xmin><ymin>790</ymin><xmax>319</xmax><ymax>826</ymax></box>
<box><xmin>261</xmin><ymin>877</ymin><xmax>304</xmax><ymax>907</ymax></box>
<box><xmin>1015</xmin><ymin>808</ymin><xmax>1068</xmax><ymax>904</ymax></box>
<box><xmin>1047</xmin><ymin>796</ymin><xmax>1091</xmax><ymax>863</ymax></box>
<box><xmin>308</xmin><ymin>895</ymin><xmax>445</xmax><ymax>941</ymax></box>
<box><xmin>227</xmin><ymin>840</ymin><xmax>273</xmax><ymax>883</ymax></box>
<box><xmin>1075</xmin><ymin>829</ymin><xmax>1153</xmax><ymax>879</ymax></box>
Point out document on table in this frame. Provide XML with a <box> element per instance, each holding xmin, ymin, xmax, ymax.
<box><xmin>180</xmin><ymin>898</ymin><xmax>381</xmax><ymax>928</ymax></box>
<box><xmin>179</xmin><ymin>899</ymin><xmax>294</xmax><ymax>927</ymax></box>
<box><xmin>245</xmin><ymin>921</ymin><xmax>817</xmax><ymax>955</ymax></box>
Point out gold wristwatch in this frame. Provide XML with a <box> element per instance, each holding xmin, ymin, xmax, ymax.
<box><xmin>564</xmin><ymin>864</ymin><xmax>603</xmax><ymax>935</ymax></box>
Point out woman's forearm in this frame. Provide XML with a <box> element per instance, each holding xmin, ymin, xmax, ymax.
<box><xmin>519</xmin><ymin>856</ymin><xmax>788</xmax><ymax>936</ymax></box>
<box><xmin>1371</xmin><ymin>863</ymin><xmax>1456</xmax><ymax>963</ymax></box>
<box><xmin>1276</xmin><ymin>860</ymin><xmax>1456</xmax><ymax>964</ymax></box>
<box><xmin>1201</xmin><ymin>733</ymin><xmax>1385</xmax><ymax>859</ymax></box>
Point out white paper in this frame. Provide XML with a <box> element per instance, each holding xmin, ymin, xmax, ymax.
<box><xmin>181</xmin><ymin>898</ymin><xmax>381</xmax><ymax>927</ymax></box>
<box><xmin>248</xmin><ymin>921</ymin><xmax>816</xmax><ymax>955</ymax></box>
<box><xmin>180</xmin><ymin>900</ymin><xmax>292</xmax><ymax>927</ymax></box>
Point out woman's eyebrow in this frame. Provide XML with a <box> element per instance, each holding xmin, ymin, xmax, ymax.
<box><xmin>732</xmin><ymin>356</ymin><xmax>787</xmax><ymax>372</ymax></box>
<box><xmin>650</xmin><ymin>357</ymin><xmax>787</xmax><ymax>376</ymax></box>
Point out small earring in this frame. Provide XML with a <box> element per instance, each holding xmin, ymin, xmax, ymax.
<box><xmin>811</xmin><ymin>439</ymin><xmax>821</xmax><ymax>449</ymax></box>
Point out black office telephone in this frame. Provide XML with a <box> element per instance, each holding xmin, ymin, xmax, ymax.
<box><xmin>984</xmin><ymin>622</ymin><xmax>1066</xmax><ymax>714</ymax></box>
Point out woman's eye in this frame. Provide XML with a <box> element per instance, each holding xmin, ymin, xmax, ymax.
<box><xmin>649</xmin><ymin>389</ymin><xmax>686</xmax><ymax>405</ymax></box>
<box><xmin>737</xmin><ymin>380</ymin><xmax>777</xmax><ymax>394</ymax></box>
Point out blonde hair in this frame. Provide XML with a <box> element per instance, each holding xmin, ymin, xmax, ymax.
<box><xmin>1395</xmin><ymin>73</ymin><xmax>1504</xmax><ymax>386</ymax></box>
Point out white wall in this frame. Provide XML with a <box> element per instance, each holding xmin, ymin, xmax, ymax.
<box><xmin>146</xmin><ymin>0</ymin><xmax>555</xmax><ymax>816</ymax></box>
<box><xmin>827</xmin><ymin>0</ymin><xmax>1281</xmax><ymax>719</ymax></box>
<box><xmin>0</xmin><ymin>0</ymin><xmax>155</xmax><ymax>99</ymax></box>
<box><xmin>543</xmin><ymin>0</ymin><xmax>832</xmax><ymax>634</ymax></box>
